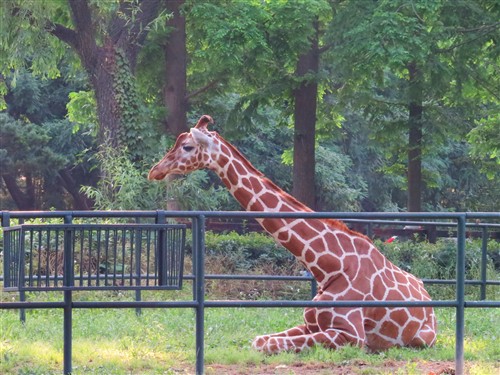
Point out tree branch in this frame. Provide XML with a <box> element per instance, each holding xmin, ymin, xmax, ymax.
<box><xmin>109</xmin><ymin>0</ymin><xmax>161</xmax><ymax>70</ymax></box>
<box><xmin>47</xmin><ymin>22</ymin><xmax>79</xmax><ymax>49</ymax></box>
<box><xmin>185</xmin><ymin>80</ymin><xmax>219</xmax><ymax>101</ymax></box>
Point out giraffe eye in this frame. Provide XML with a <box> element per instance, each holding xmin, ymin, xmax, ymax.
<box><xmin>182</xmin><ymin>146</ymin><xmax>195</xmax><ymax>152</ymax></box>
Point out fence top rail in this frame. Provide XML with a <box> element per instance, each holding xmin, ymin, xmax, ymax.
<box><xmin>2</xmin><ymin>223</ymin><xmax>186</xmax><ymax>231</ymax></box>
<box><xmin>1</xmin><ymin>210</ymin><xmax>499</xmax><ymax>221</ymax></box>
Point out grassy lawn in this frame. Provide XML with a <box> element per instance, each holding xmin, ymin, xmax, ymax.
<box><xmin>1</xmin><ymin>289</ymin><xmax>499</xmax><ymax>374</ymax></box>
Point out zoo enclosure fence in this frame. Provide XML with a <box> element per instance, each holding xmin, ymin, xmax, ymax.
<box><xmin>1</xmin><ymin>210</ymin><xmax>499</xmax><ymax>375</ymax></box>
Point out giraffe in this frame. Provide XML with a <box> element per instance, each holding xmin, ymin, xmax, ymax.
<box><xmin>148</xmin><ymin>115</ymin><xmax>437</xmax><ymax>354</ymax></box>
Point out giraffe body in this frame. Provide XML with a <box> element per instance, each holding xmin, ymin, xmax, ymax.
<box><xmin>149</xmin><ymin>115</ymin><xmax>437</xmax><ymax>353</ymax></box>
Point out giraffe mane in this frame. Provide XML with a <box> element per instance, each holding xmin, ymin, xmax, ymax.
<box><xmin>214</xmin><ymin>132</ymin><xmax>372</xmax><ymax>244</ymax></box>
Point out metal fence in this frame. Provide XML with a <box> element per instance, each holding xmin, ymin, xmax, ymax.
<box><xmin>3</xmin><ymin>223</ymin><xmax>186</xmax><ymax>291</ymax></box>
<box><xmin>1</xmin><ymin>210</ymin><xmax>499</xmax><ymax>375</ymax></box>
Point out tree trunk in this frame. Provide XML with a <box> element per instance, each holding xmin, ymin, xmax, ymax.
<box><xmin>292</xmin><ymin>21</ymin><xmax>319</xmax><ymax>210</ymax></box>
<box><xmin>50</xmin><ymin>0</ymin><xmax>161</xmax><ymax>147</ymax></box>
<box><xmin>58</xmin><ymin>168</ymin><xmax>94</xmax><ymax>210</ymax></box>
<box><xmin>92</xmin><ymin>40</ymin><xmax>122</xmax><ymax>147</ymax></box>
<box><xmin>407</xmin><ymin>61</ymin><xmax>423</xmax><ymax>212</ymax></box>
<box><xmin>164</xmin><ymin>0</ymin><xmax>188</xmax><ymax>136</ymax></box>
<box><xmin>2</xmin><ymin>174</ymin><xmax>35</xmax><ymax>210</ymax></box>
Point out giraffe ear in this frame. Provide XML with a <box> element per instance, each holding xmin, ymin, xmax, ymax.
<box><xmin>190</xmin><ymin>127</ymin><xmax>212</xmax><ymax>148</ymax></box>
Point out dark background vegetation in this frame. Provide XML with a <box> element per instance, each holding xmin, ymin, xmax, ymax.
<box><xmin>1</xmin><ymin>0</ymin><xmax>499</xmax><ymax>213</ymax></box>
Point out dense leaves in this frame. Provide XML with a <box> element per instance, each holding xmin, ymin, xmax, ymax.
<box><xmin>0</xmin><ymin>0</ymin><xmax>499</xmax><ymax>212</ymax></box>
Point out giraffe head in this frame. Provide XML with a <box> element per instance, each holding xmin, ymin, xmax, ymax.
<box><xmin>148</xmin><ymin>115</ymin><xmax>216</xmax><ymax>180</ymax></box>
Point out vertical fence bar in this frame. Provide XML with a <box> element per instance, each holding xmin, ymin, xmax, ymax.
<box><xmin>135</xmin><ymin>222</ymin><xmax>143</xmax><ymax>316</ymax></box>
<box><xmin>63</xmin><ymin>214</ymin><xmax>73</xmax><ymax>375</ymax></box>
<box><xmin>480</xmin><ymin>226</ymin><xmax>488</xmax><ymax>301</ymax></box>
<box><xmin>194</xmin><ymin>214</ymin><xmax>206</xmax><ymax>375</ymax></box>
<box><xmin>19</xmin><ymin>218</ymin><xmax>26</xmax><ymax>323</ymax></box>
<box><xmin>455</xmin><ymin>215</ymin><xmax>466</xmax><ymax>375</ymax></box>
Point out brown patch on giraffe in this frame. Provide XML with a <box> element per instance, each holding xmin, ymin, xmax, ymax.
<box><xmin>316</xmin><ymin>310</ymin><xmax>334</xmax><ymax>328</ymax></box>
<box><xmin>336</xmin><ymin>233</ymin><xmax>355</xmax><ymax>253</ymax></box>
<box><xmin>371</xmin><ymin>275</ymin><xmax>385</xmax><ymax>300</ymax></box>
<box><xmin>380</xmin><ymin>320</ymin><xmax>400</xmax><ymax>339</ymax></box>
<box><xmin>316</xmin><ymin>254</ymin><xmax>341</xmax><ymax>273</ymax></box>
<box><xmin>234</xmin><ymin>188</ymin><xmax>252</xmax><ymax>206</ymax></box>
<box><xmin>402</xmin><ymin>320</ymin><xmax>421</xmax><ymax>342</ymax></box>
<box><xmin>345</xmin><ymin>289</ymin><xmax>365</xmax><ymax>300</ymax></box>
<box><xmin>397</xmin><ymin>284</ymin><xmax>410</xmax><ymax>298</ymax></box>
<box><xmin>353</xmin><ymin>237</ymin><xmax>372</xmax><ymax>255</ymax></box>
<box><xmin>218</xmin><ymin>154</ymin><xmax>230</xmax><ymax>168</ymax></box>
<box><xmin>386</xmin><ymin>289</ymin><xmax>403</xmax><ymax>300</ymax></box>
<box><xmin>309</xmin><ymin>237</ymin><xmax>327</xmax><ymax>253</ymax></box>
<box><xmin>408</xmin><ymin>307</ymin><xmax>425</xmax><ymax>321</ymax></box>
<box><xmin>309</xmin><ymin>266</ymin><xmax>325</xmax><ymax>283</ymax></box>
<box><xmin>226</xmin><ymin>164</ymin><xmax>239</xmax><ymax>185</ymax></box>
<box><xmin>390</xmin><ymin>309</ymin><xmax>409</xmax><ymax>323</ymax></box>
<box><xmin>241</xmin><ymin>177</ymin><xmax>253</xmax><ymax>190</ymax></box>
<box><xmin>304</xmin><ymin>249</ymin><xmax>316</xmax><ymax>263</ymax></box>
<box><xmin>220</xmin><ymin>143</ymin><xmax>231</xmax><ymax>156</ymax></box>
<box><xmin>290</xmin><ymin>222</ymin><xmax>320</xmax><ymax>241</ymax></box>
<box><xmin>233</xmin><ymin>159</ymin><xmax>247</xmax><ymax>176</ymax></box>
<box><xmin>352</xmin><ymin>273</ymin><xmax>371</xmax><ymax>293</ymax></box>
<box><xmin>323</xmin><ymin>232</ymin><xmax>340</xmax><ymax>251</ymax></box>
<box><xmin>249</xmin><ymin>200</ymin><xmax>265</xmax><ymax>211</ymax></box>
<box><xmin>343</xmin><ymin>254</ymin><xmax>360</xmax><ymax>274</ymax></box>
<box><xmin>262</xmin><ymin>218</ymin><xmax>285</xmax><ymax>234</ymax></box>
<box><xmin>250</xmin><ymin>177</ymin><xmax>264</xmax><ymax>194</ymax></box>
<box><xmin>260</xmin><ymin>192</ymin><xmax>280</xmax><ymax>209</ymax></box>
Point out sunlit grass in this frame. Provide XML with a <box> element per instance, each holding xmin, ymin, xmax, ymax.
<box><xmin>1</xmin><ymin>292</ymin><xmax>499</xmax><ymax>374</ymax></box>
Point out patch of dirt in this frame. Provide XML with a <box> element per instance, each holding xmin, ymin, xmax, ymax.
<box><xmin>204</xmin><ymin>360</ymin><xmax>458</xmax><ymax>375</ymax></box>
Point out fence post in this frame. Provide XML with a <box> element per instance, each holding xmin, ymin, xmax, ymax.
<box><xmin>135</xmin><ymin>216</ymin><xmax>143</xmax><ymax>316</ymax></box>
<box><xmin>480</xmin><ymin>227</ymin><xmax>488</xmax><ymax>301</ymax></box>
<box><xmin>63</xmin><ymin>214</ymin><xmax>73</xmax><ymax>375</ymax></box>
<box><xmin>455</xmin><ymin>215</ymin><xmax>466</xmax><ymax>375</ymax></box>
<box><xmin>193</xmin><ymin>214</ymin><xmax>206</xmax><ymax>375</ymax></box>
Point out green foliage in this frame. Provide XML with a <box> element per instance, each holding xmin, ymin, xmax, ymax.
<box><xmin>184</xmin><ymin>230</ymin><xmax>295</xmax><ymax>273</ymax></box>
<box><xmin>80</xmin><ymin>145</ymin><xmax>168</xmax><ymax>210</ymax></box>
<box><xmin>112</xmin><ymin>48</ymin><xmax>155</xmax><ymax>162</ymax></box>
<box><xmin>467</xmin><ymin>112</ymin><xmax>500</xmax><ymax>179</ymax></box>
<box><xmin>314</xmin><ymin>144</ymin><xmax>366</xmax><ymax>212</ymax></box>
<box><xmin>66</xmin><ymin>90</ymin><xmax>98</xmax><ymax>135</ymax></box>
<box><xmin>165</xmin><ymin>171</ymin><xmax>233</xmax><ymax>212</ymax></box>
<box><xmin>0</xmin><ymin>114</ymin><xmax>66</xmax><ymax>173</ymax></box>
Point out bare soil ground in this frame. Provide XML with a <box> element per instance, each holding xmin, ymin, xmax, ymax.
<box><xmin>204</xmin><ymin>360</ymin><xmax>458</xmax><ymax>375</ymax></box>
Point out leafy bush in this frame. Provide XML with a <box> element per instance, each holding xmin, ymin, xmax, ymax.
<box><xmin>377</xmin><ymin>237</ymin><xmax>499</xmax><ymax>299</ymax></box>
<box><xmin>185</xmin><ymin>231</ymin><xmax>295</xmax><ymax>273</ymax></box>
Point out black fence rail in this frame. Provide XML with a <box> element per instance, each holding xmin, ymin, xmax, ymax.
<box><xmin>1</xmin><ymin>210</ymin><xmax>499</xmax><ymax>375</ymax></box>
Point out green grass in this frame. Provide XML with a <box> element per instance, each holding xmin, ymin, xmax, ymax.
<box><xmin>1</xmin><ymin>290</ymin><xmax>499</xmax><ymax>374</ymax></box>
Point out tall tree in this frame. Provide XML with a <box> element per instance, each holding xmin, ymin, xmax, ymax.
<box><xmin>326</xmin><ymin>0</ymin><xmax>500</xmax><ymax>211</ymax></box>
<box><xmin>164</xmin><ymin>0</ymin><xmax>188</xmax><ymax>136</ymax></box>
<box><xmin>1</xmin><ymin>0</ymin><xmax>161</xmax><ymax>155</ymax></box>
<box><xmin>292</xmin><ymin>20</ymin><xmax>320</xmax><ymax>209</ymax></box>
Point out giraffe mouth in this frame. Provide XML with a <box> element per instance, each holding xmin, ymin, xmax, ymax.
<box><xmin>147</xmin><ymin>167</ymin><xmax>167</xmax><ymax>181</ymax></box>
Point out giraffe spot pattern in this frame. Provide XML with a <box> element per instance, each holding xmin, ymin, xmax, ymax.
<box><xmin>152</xmin><ymin>123</ymin><xmax>437</xmax><ymax>354</ymax></box>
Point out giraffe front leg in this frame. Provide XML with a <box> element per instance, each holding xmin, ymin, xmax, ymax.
<box><xmin>257</xmin><ymin>328</ymin><xmax>365</xmax><ymax>354</ymax></box>
<box><xmin>252</xmin><ymin>324</ymin><xmax>309</xmax><ymax>352</ymax></box>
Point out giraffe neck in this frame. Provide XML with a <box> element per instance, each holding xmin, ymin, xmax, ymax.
<box><xmin>208</xmin><ymin>135</ymin><xmax>370</xmax><ymax>286</ymax></box>
<box><xmin>211</xmin><ymin>135</ymin><xmax>312</xmax><ymax>214</ymax></box>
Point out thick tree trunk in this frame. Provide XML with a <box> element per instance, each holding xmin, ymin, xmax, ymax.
<box><xmin>50</xmin><ymin>0</ymin><xmax>160</xmax><ymax>147</ymax></box>
<box><xmin>58</xmin><ymin>168</ymin><xmax>94</xmax><ymax>210</ymax></box>
<box><xmin>2</xmin><ymin>174</ymin><xmax>35</xmax><ymax>210</ymax></box>
<box><xmin>292</xmin><ymin>21</ymin><xmax>319</xmax><ymax>210</ymax></box>
<box><xmin>164</xmin><ymin>0</ymin><xmax>188</xmax><ymax>136</ymax></box>
<box><xmin>407</xmin><ymin>61</ymin><xmax>423</xmax><ymax>212</ymax></box>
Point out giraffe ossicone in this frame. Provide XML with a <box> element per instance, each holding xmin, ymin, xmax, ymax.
<box><xmin>148</xmin><ymin>115</ymin><xmax>437</xmax><ymax>354</ymax></box>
